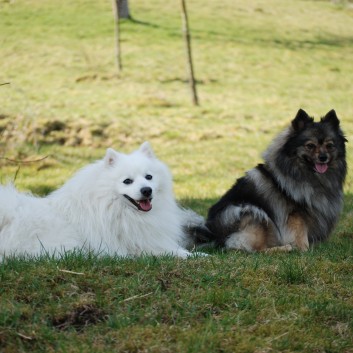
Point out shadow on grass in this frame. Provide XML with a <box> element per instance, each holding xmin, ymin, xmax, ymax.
<box><xmin>122</xmin><ymin>17</ymin><xmax>160</xmax><ymax>29</ymax></box>
<box><xmin>343</xmin><ymin>193</ymin><xmax>353</xmax><ymax>212</ymax></box>
<box><xmin>257</xmin><ymin>34</ymin><xmax>353</xmax><ymax>50</ymax></box>
<box><xmin>193</xmin><ymin>28</ymin><xmax>353</xmax><ymax>50</ymax></box>
<box><xmin>125</xmin><ymin>13</ymin><xmax>353</xmax><ymax>51</ymax></box>
<box><xmin>335</xmin><ymin>192</ymin><xmax>353</xmax><ymax>240</ymax></box>
<box><xmin>179</xmin><ymin>197</ymin><xmax>217</xmax><ymax>217</ymax></box>
<box><xmin>28</xmin><ymin>184</ymin><xmax>56</xmax><ymax>196</ymax></box>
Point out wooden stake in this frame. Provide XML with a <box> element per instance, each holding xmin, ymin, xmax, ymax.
<box><xmin>112</xmin><ymin>0</ymin><xmax>122</xmax><ymax>71</ymax></box>
<box><xmin>180</xmin><ymin>0</ymin><xmax>199</xmax><ymax>106</ymax></box>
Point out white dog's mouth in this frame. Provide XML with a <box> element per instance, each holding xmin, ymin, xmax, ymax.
<box><xmin>123</xmin><ymin>194</ymin><xmax>152</xmax><ymax>212</ymax></box>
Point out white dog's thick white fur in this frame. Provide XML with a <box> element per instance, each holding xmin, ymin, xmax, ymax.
<box><xmin>0</xmin><ymin>142</ymin><xmax>196</xmax><ymax>260</ymax></box>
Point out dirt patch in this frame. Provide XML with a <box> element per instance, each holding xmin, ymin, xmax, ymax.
<box><xmin>0</xmin><ymin>114</ymin><xmax>166</xmax><ymax>150</ymax></box>
<box><xmin>51</xmin><ymin>304</ymin><xmax>107</xmax><ymax>332</ymax></box>
<box><xmin>0</xmin><ymin>115</ymin><xmax>113</xmax><ymax>148</ymax></box>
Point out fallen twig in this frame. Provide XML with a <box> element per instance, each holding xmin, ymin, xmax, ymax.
<box><xmin>17</xmin><ymin>332</ymin><xmax>33</xmax><ymax>340</ymax></box>
<box><xmin>14</xmin><ymin>165</ymin><xmax>21</xmax><ymax>182</ymax></box>
<box><xmin>267</xmin><ymin>331</ymin><xmax>289</xmax><ymax>343</ymax></box>
<box><xmin>120</xmin><ymin>292</ymin><xmax>153</xmax><ymax>303</ymax></box>
<box><xmin>58</xmin><ymin>268</ymin><xmax>85</xmax><ymax>276</ymax></box>
<box><xmin>0</xmin><ymin>155</ymin><xmax>49</xmax><ymax>164</ymax></box>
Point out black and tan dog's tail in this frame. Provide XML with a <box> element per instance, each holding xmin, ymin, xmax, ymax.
<box><xmin>186</xmin><ymin>224</ymin><xmax>216</xmax><ymax>243</ymax></box>
<box><xmin>181</xmin><ymin>209</ymin><xmax>216</xmax><ymax>249</ymax></box>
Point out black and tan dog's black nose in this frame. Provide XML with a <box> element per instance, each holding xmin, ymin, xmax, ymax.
<box><xmin>319</xmin><ymin>154</ymin><xmax>329</xmax><ymax>163</ymax></box>
<box><xmin>141</xmin><ymin>187</ymin><xmax>152</xmax><ymax>198</ymax></box>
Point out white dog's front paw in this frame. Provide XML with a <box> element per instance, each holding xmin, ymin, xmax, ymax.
<box><xmin>187</xmin><ymin>251</ymin><xmax>209</xmax><ymax>258</ymax></box>
<box><xmin>172</xmin><ymin>248</ymin><xmax>209</xmax><ymax>259</ymax></box>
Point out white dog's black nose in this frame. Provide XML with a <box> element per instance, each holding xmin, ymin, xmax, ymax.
<box><xmin>141</xmin><ymin>187</ymin><xmax>152</xmax><ymax>198</ymax></box>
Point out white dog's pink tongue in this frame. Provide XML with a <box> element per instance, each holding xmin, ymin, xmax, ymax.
<box><xmin>315</xmin><ymin>163</ymin><xmax>328</xmax><ymax>174</ymax></box>
<box><xmin>139</xmin><ymin>200</ymin><xmax>152</xmax><ymax>212</ymax></box>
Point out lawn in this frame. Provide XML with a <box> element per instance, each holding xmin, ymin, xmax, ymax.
<box><xmin>0</xmin><ymin>0</ymin><xmax>353</xmax><ymax>352</ymax></box>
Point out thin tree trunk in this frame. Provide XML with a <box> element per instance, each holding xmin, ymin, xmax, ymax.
<box><xmin>117</xmin><ymin>0</ymin><xmax>130</xmax><ymax>19</ymax></box>
<box><xmin>112</xmin><ymin>0</ymin><xmax>122</xmax><ymax>71</ymax></box>
<box><xmin>180</xmin><ymin>0</ymin><xmax>199</xmax><ymax>106</ymax></box>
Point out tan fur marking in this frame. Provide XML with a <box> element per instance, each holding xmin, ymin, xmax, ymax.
<box><xmin>226</xmin><ymin>217</ymin><xmax>279</xmax><ymax>252</ymax></box>
<box><xmin>237</xmin><ymin>215</ymin><xmax>275</xmax><ymax>251</ymax></box>
<box><xmin>287</xmin><ymin>213</ymin><xmax>309</xmax><ymax>251</ymax></box>
<box><xmin>243</xmin><ymin>223</ymin><xmax>268</xmax><ymax>251</ymax></box>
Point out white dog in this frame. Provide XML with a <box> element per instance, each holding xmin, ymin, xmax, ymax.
<box><xmin>0</xmin><ymin>142</ymin><xmax>203</xmax><ymax>260</ymax></box>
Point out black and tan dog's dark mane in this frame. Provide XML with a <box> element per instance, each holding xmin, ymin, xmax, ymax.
<box><xmin>193</xmin><ymin>109</ymin><xmax>347</xmax><ymax>252</ymax></box>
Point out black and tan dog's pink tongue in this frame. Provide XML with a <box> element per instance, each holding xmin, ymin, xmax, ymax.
<box><xmin>139</xmin><ymin>199</ymin><xmax>152</xmax><ymax>211</ymax></box>
<box><xmin>315</xmin><ymin>163</ymin><xmax>328</xmax><ymax>174</ymax></box>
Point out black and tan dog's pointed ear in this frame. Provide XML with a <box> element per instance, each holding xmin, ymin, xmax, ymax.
<box><xmin>321</xmin><ymin>109</ymin><xmax>340</xmax><ymax>129</ymax></box>
<box><xmin>292</xmin><ymin>109</ymin><xmax>313</xmax><ymax>131</ymax></box>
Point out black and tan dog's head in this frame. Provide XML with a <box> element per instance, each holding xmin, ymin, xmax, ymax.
<box><xmin>288</xmin><ymin>109</ymin><xmax>347</xmax><ymax>175</ymax></box>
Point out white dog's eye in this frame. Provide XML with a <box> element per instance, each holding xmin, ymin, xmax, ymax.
<box><xmin>145</xmin><ymin>175</ymin><xmax>153</xmax><ymax>180</ymax></box>
<box><xmin>123</xmin><ymin>178</ymin><xmax>133</xmax><ymax>185</ymax></box>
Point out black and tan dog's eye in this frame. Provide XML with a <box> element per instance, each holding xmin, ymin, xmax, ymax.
<box><xmin>305</xmin><ymin>143</ymin><xmax>316</xmax><ymax>151</ymax></box>
<box><xmin>326</xmin><ymin>143</ymin><xmax>335</xmax><ymax>151</ymax></box>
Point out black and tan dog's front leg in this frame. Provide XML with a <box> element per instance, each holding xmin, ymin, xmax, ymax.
<box><xmin>264</xmin><ymin>213</ymin><xmax>309</xmax><ymax>253</ymax></box>
<box><xmin>286</xmin><ymin>213</ymin><xmax>309</xmax><ymax>251</ymax></box>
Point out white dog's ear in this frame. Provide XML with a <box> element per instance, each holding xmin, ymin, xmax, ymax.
<box><xmin>139</xmin><ymin>141</ymin><xmax>155</xmax><ymax>159</ymax></box>
<box><xmin>104</xmin><ymin>148</ymin><xmax>119</xmax><ymax>167</ymax></box>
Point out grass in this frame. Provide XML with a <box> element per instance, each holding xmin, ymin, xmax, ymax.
<box><xmin>1</xmin><ymin>243</ymin><xmax>352</xmax><ymax>352</ymax></box>
<box><xmin>1</xmin><ymin>0</ymin><xmax>353</xmax><ymax>351</ymax></box>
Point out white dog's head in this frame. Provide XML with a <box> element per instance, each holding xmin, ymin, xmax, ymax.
<box><xmin>103</xmin><ymin>142</ymin><xmax>173</xmax><ymax>213</ymax></box>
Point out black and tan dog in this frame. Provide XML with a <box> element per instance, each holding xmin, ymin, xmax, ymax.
<box><xmin>191</xmin><ymin>109</ymin><xmax>347</xmax><ymax>252</ymax></box>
